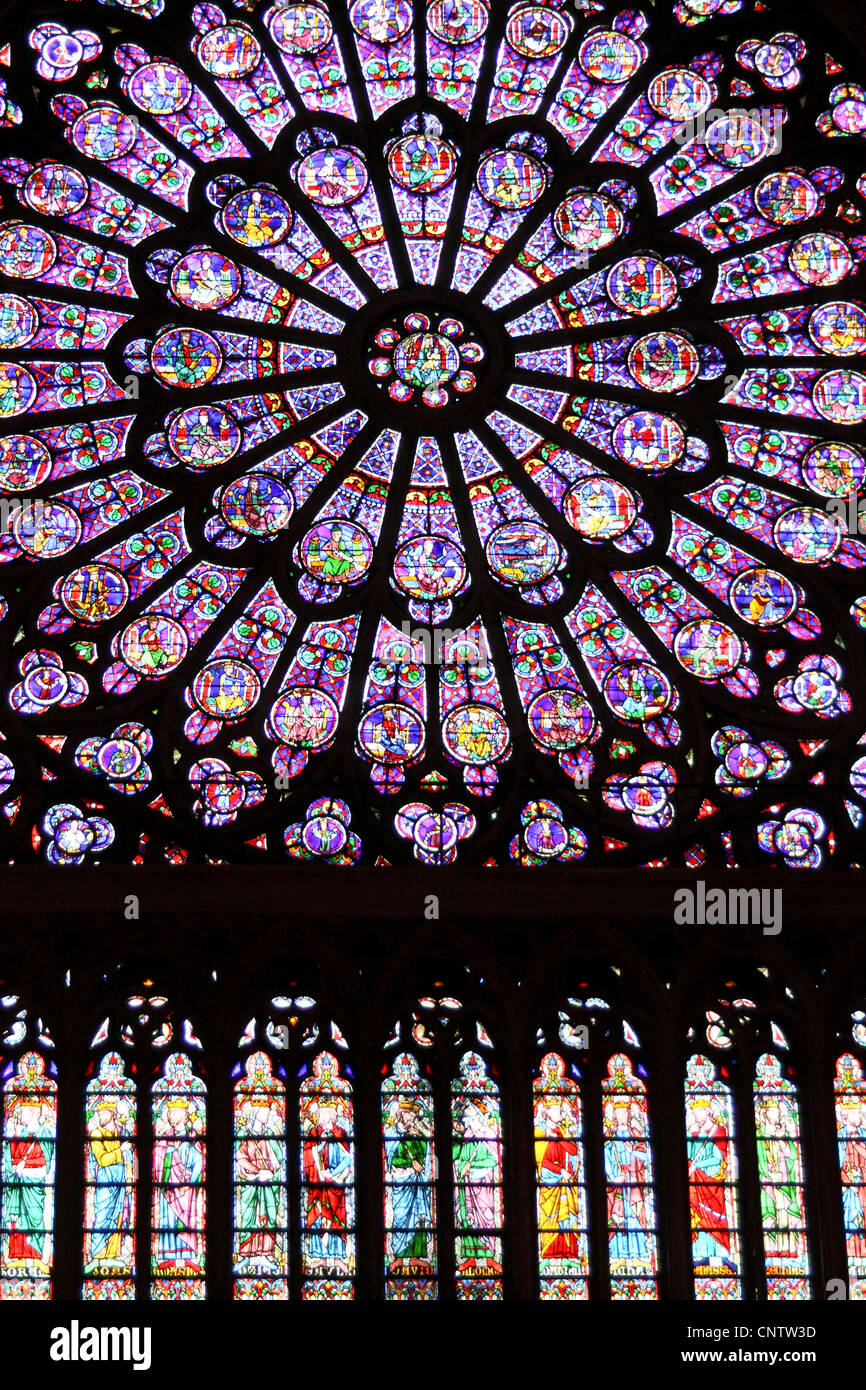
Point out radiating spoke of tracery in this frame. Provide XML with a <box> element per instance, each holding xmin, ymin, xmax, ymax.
<box><xmin>0</xmin><ymin>0</ymin><xmax>864</xmax><ymax>866</ymax></box>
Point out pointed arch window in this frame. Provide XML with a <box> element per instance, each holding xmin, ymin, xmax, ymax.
<box><xmin>685</xmin><ymin>965</ymin><xmax>812</xmax><ymax>1299</ymax></box>
<box><xmin>534</xmin><ymin>975</ymin><xmax>656</xmax><ymax>1299</ymax></box>
<box><xmin>83</xmin><ymin>983</ymin><xmax>206</xmax><ymax>1299</ymax></box>
<box><xmin>232</xmin><ymin>991</ymin><xmax>355</xmax><ymax>1299</ymax></box>
<box><xmin>83</xmin><ymin>1050</ymin><xmax>137</xmax><ymax>1298</ymax></box>
<box><xmin>382</xmin><ymin>1051</ymin><xmax>436</xmax><ymax>1300</ymax></box>
<box><xmin>684</xmin><ymin>1053</ymin><xmax>742</xmax><ymax>1299</ymax></box>
<box><xmin>233</xmin><ymin>1050</ymin><xmax>288</xmax><ymax>1301</ymax></box>
<box><xmin>151</xmin><ymin>1053</ymin><xmax>207</xmax><ymax>1299</ymax></box>
<box><xmin>833</xmin><ymin>1052</ymin><xmax>866</xmax><ymax>1299</ymax></box>
<box><xmin>533</xmin><ymin>1051</ymin><xmax>589</xmax><ymax>1300</ymax></box>
<box><xmin>383</xmin><ymin>980</ymin><xmax>504</xmax><ymax>1299</ymax></box>
<box><xmin>1</xmin><ymin>1051</ymin><xmax>57</xmax><ymax>1300</ymax></box>
<box><xmin>753</xmin><ymin>1052</ymin><xmax>809</xmax><ymax>1299</ymax></box>
<box><xmin>602</xmin><ymin>1053</ymin><xmax>658</xmax><ymax>1299</ymax></box>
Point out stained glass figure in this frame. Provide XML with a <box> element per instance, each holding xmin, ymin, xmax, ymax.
<box><xmin>753</xmin><ymin>1052</ymin><xmax>810</xmax><ymax>1298</ymax></box>
<box><xmin>534</xmin><ymin>1052</ymin><xmax>589</xmax><ymax>1299</ymax></box>
<box><xmin>83</xmin><ymin>1051</ymin><xmax>137</xmax><ymax>1299</ymax></box>
<box><xmin>382</xmin><ymin>1052</ymin><xmax>436</xmax><ymax>1299</ymax></box>
<box><xmin>602</xmin><ymin>1053</ymin><xmax>658</xmax><ymax>1298</ymax></box>
<box><xmin>151</xmin><ymin>1052</ymin><xmax>206</xmax><ymax>1299</ymax></box>
<box><xmin>0</xmin><ymin>1052</ymin><xmax>56</xmax><ymax>1299</ymax></box>
<box><xmin>299</xmin><ymin>1051</ymin><xmax>355</xmax><ymax>1299</ymax></box>
<box><xmin>233</xmin><ymin>1051</ymin><xmax>287</xmax><ymax>1300</ymax></box>
<box><xmin>834</xmin><ymin>1053</ymin><xmax>866</xmax><ymax>1300</ymax></box>
<box><xmin>685</xmin><ymin>1054</ymin><xmax>742</xmax><ymax>1299</ymax></box>
<box><xmin>451</xmin><ymin>1050</ymin><xmax>503</xmax><ymax>1299</ymax></box>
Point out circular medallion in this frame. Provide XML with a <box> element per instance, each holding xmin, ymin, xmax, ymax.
<box><xmin>61</xmin><ymin>564</ymin><xmax>129</xmax><ymax>623</ymax></box>
<box><xmin>300</xmin><ymin>520</ymin><xmax>373</xmax><ymax>585</ymax></box>
<box><xmin>168</xmin><ymin>405</ymin><xmax>241</xmax><ymax>467</ymax></box>
<box><xmin>221</xmin><ymin>474</ymin><xmax>293</xmax><ymax>536</ymax></box>
<box><xmin>524</xmin><ymin>815</ymin><xmax>569</xmax><ymax>857</ymax></box>
<box><xmin>647</xmin><ymin>67</ymin><xmax>713</xmax><ymax>121</ymax></box>
<box><xmin>528</xmin><ymin>688</ymin><xmax>596</xmax><ymax>749</ymax></box>
<box><xmin>71</xmin><ymin>107</ymin><xmax>138</xmax><ymax>162</ymax></box>
<box><xmin>97</xmin><ymin>737</ymin><xmax>142</xmax><ymax>778</ymax></box>
<box><xmin>725</xmin><ymin>740</ymin><xmax>768</xmax><ymax>781</ymax></box>
<box><xmin>563</xmin><ymin>477</ymin><xmax>637</xmax><ymax>540</ymax></box>
<box><xmin>808</xmin><ymin>302</ymin><xmax>866</xmax><ymax>356</ymax></box>
<box><xmin>358</xmin><ymin>702</ymin><xmax>425</xmax><ymax>763</ymax></box>
<box><xmin>729</xmin><ymin>567</ymin><xmax>797</xmax><ymax>626</ymax></box>
<box><xmin>442</xmin><ymin>703</ymin><xmax>510</xmax><ymax>765</ymax></box>
<box><xmin>0</xmin><ymin>435</ymin><xmax>52</xmax><ymax>491</ymax></box>
<box><xmin>14</xmin><ymin>500</ymin><xmax>80</xmax><ymax>557</ymax></box>
<box><xmin>393</xmin><ymin>331</ymin><xmax>460</xmax><ymax>387</ymax></box>
<box><xmin>129</xmin><ymin>62</ymin><xmax>192</xmax><ymax>114</ymax></box>
<box><xmin>413</xmin><ymin>811</ymin><xmax>459</xmax><ymax>856</ymax></box>
<box><xmin>476</xmin><ymin>149</ymin><xmax>546</xmax><ymax>209</ymax></box>
<box><xmin>802</xmin><ymin>441</ymin><xmax>865</xmax><ymax>497</ymax></box>
<box><xmin>704</xmin><ymin>113</ymin><xmax>770</xmax><ymax>168</ymax></box>
<box><xmin>394</xmin><ymin>536</ymin><xmax>466</xmax><ymax>600</ymax></box>
<box><xmin>674</xmin><ymin>618</ymin><xmax>742</xmax><ymax>678</ymax></box>
<box><xmin>170</xmin><ymin>251</ymin><xmax>241</xmax><ymax>311</ymax></box>
<box><xmin>813</xmin><ymin>370</ymin><xmax>866</xmax><ymax>424</ymax></box>
<box><xmin>789</xmin><ymin>233</ymin><xmax>851</xmax><ymax>286</ymax></box>
<box><xmin>23</xmin><ymin>663</ymin><xmax>68</xmax><ymax>705</ymax></box>
<box><xmin>297</xmin><ymin>147</ymin><xmax>368</xmax><ymax>205</ymax></box>
<box><xmin>270</xmin><ymin>687</ymin><xmax>339</xmax><ymax>747</ymax></box>
<box><xmin>268</xmin><ymin>4</ymin><xmax>333</xmax><ymax>54</ymax></box>
<box><xmin>302</xmin><ymin>814</ymin><xmax>347</xmax><ymax>856</ymax></box>
<box><xmin>120</xmin><ymin>615</ymin><xmax>189</xmax><ymax>675</ymax></box>
<box><xmin>773</xmin><ymin>506</ymin><xmax>841</xmax><ymax>563</ymax></box>
<box><xmin>0</xmin><ymin>363</ymin><xmax>37</xmax><ymax>418</ymax></box>
<box><xmin>201</xmin><ymin>769</ymin><xmax>246</xmax><ymax>815</ymax></box>
<box><xmin>0</xmin><ymin>295</ymin><xmax>38</xmax><ymax>349</ymax></box>
<box><xmin>24</xmin><ymin>163</ymin><xmax>89</xmax><ymax>217</ymax></box>
<box><xmin>505</xmin><ymin>6</ymin><xmax>570</xmax><ymax>59</ymax></box>
<box><xmin>349</xmin><ymin>0</ymin><xmax>413</xmax><ymax>42</ymax></box>
<box><xmin>832</xmin><ymin>98</ymin><xmax>866</xmax><ymax>135</ymax></box>
<box><xmin>613</xmin><ymin>411</ymin><xmax>685</xmax><ymax>472</ymax></box>
<box><xmin>553</xmin><ymin>191</ymin><xmax>623</xmax><ymax>254</ymax></box>
<box><xmin>0</xmin><ymin>224</ymin><xmax>56</xmax><ymax>278</ymax></box>
<box><xmin>222</xmin><ymin>188</ymin><xmax>293</xmax><ymax>247</ymax></box>
<box><xmin>627</xmin><ymin>332</ymin><xmax>699</xmax><ymax>392</ymax></box>
<box><xmin>387</xmin><ymin>134</ymin><xmax>456</xmax><ymax>192</ymax></box>
<box><xmin>486</xmin><ymin>520</ymin><xmax>559</xmax><ymax>584</ymax></box>
<box><xmin>151</xmin><ymin>328</ymin><xmax>222</xmax><ymax>389</ymax></box>
<box><xmin>754</xmin><ymin>170</ymin><xmax>819</xmax><ymax>225</ymax></box>
<box><xmin>792</xmin><ymin>667</ymin><xmax>839</xmax><ymax>712</ymax></box>
<box><xmin>38</xmin><ymin>29</ymin><xmax>86</xmax><ymax>81</ymax></box>
<box><xmin>426</xmin><ymin>0</ymin><xmax>488</xmax><ymax>45</ymax></box>
<box><xmin>192</xmin><ymin>659</ymin><xmax>261</xmax><ymax>719</ymax></box>
<box><xmin>604</xmin><ymin>661</ymin><xmax>673</xmax><ymax>721</ymax></box>
<box><xmin>618</xmin><ymin>774</ymin><xmax>670</xmax><ymax>817</ymax></box>
<box><xmin>578</xmin><ymin>30</ymin><xmax>641</xmax><ymax>83</ymax></box>
<box><xmin>196</xmin><ymin>25</ymin><xmax>261</xmax><ymax>77</ymax></box>
<box><xmin>607</xmin><ymin>256</ymin><xmax>677</xmax><ymax>315</ymax></box>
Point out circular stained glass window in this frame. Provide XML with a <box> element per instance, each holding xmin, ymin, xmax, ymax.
<box><xmin>0</xmin><ymin>0</ymin><xmax>864</xmax><ymax>868</ymax></box>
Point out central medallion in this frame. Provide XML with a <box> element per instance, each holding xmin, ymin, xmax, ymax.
<box><xmin>368</xmin><ymin>311</ymin><xmax>483</xmax><ymax>407</ymax></box>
